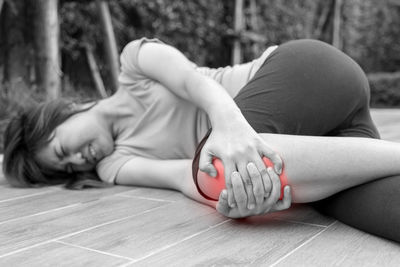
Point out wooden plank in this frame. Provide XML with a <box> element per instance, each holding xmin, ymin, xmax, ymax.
<box><xmin>61</xmin><ymin>200</ymin><xmax>225</xmax><ymax>260</ymax></box>
<box><xmin>267</xmin><ymin>203</ymin><xmax>335</xmax><ymax>227</ymax></box>
<box><xmin>130</xmin><ymin>217</ymin><xmax>323</xmax><ymax>266</ymax></box>
<box><xmin>117</xmin><ymin>187</ymin><xmax>186</xmax><ymax>202</ymax></box>
<box><xmin>270</xmin><ymin>221</ymin><xmax>400</xmax><ymax>266</ymax></box>
<box><xmin>0</xmin><ymin>241</ymin><xmax>129</xmax><ymax>266</ymax></box>
<box><xmin>0</xmin><ymin>185</ymin><xmax>132</xmax><ymax>222</ymax></box>
<box><xmin>0</xmin><ymin>195</ymin><xmax>167</xmax><ymax>256</ymax></box>
<box><xmin>0</xmin><ymin>183</ymin><xmax>59</xmax><ymax>202</ymax></box>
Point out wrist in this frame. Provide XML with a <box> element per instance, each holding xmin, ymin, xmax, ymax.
<box><xmin>208</xmin><ymin>104</ymin><xmax>244</xmax><ymax>128</ymax></box>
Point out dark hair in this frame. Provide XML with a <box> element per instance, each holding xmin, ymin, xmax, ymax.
<box><xmin>2</xmin><ymin>99</ymin><xmax>109</xmax><ymax>189</ymax></box>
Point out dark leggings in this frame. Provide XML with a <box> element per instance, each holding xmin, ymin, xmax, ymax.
<box><xmin>193</xmin><ymin>39</ymin><xmax>400</xmax><ymax>242</ymax></box>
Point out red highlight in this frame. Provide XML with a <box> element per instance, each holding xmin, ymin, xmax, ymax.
<box><xmin>197</xmin><ymin>157</ymin><xmax>288</xmax><ymax>201</ymax></box>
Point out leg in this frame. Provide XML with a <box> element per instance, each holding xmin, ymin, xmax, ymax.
<box><xmin>311</xmin><ymin>176</ymin><xmax>400</xmax><ymax>243</ymax></box>
<box><xmin>193</xmin><ymin>39</ymin><xmax>372</xmax><ymax>198</ymax></box>
<box><xmin>233</xmin><ymin>39</ymin><xmax>367</xmax><ymax>136</ymax></box>
<box><xmin>256</xmin><ymin>133</ymin><xmax>400</xmax><ymax>203</ymax></box>
<box><xmin>193</xmin><ymin>39</ymin><xmax>400</xmax><ymax>242</ymax></box>
<box><xmin>310</xmin><ymin>106</ymin><xmax>400</xmax><ymax>242</ymax></box>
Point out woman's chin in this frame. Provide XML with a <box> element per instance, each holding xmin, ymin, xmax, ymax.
<box><xmin>95</xmin><ymin>143</ymin><xmax>113</xmax><ymax>162</ymax></box>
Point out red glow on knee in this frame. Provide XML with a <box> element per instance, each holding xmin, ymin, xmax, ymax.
<box><xmin>197</xmin><ymin>157</ymin><xmax>288</xmax><ymax>201</ymax></box>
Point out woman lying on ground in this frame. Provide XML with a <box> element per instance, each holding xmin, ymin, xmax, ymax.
<box><xmin>3</xmin><ymin>38</ymin><xmax>400</xmax><ymax>243</ymax></box>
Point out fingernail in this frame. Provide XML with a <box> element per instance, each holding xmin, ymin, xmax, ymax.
<box><xmin>248</xmin><ymin>204</ymin><xmax>255</xmax><ymax>210</ymax></box>
<box><xmin>275</xmin><ymin>166</ymin><xmax>282</xmax><ymax>174</ymax></box>
<box><xmin>221</xmin><ymin>190</ymin><xmax>227</xmax><ymax>198</ymax></box>
<box><xmin>231</xmin><ymin>203</ymin><xmax>236</xmax><ymax>208</ymax></box>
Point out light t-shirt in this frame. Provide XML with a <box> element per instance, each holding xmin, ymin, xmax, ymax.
<box><xmin>96</xmin><ymin>38</ymin><xmax>278</xmax><ymax>184</ymax></box>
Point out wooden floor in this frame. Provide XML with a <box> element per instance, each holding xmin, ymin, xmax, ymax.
<box><xmin>1</xmin><ymin>108</ymin><xmax>400</xmax><ymax>266</ymax></box>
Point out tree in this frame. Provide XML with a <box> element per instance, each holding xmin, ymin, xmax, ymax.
<box><xmin>1</xmin><ymin>0</ymin><xmax>34</xmax><ymax>97</ymax></box>
<box><xmin>0</xmin><ymin>0</ymin><xmax>4</xmax><ymax>15</ymax></box>
<box><xmin>34</xmin><ymin>0</ymin><xmax>61</xmax><ymax>100</ymax></box>
<box><xmin>96</xmin><ymin>0</ymin><xmax>119</xmax><ymax>93</ymax></box>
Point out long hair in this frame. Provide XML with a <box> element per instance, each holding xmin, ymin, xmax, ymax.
<box><xmin>2</xmin><ymin>99</ymin><xmax>110</xmax><ymax>189</ymax></box>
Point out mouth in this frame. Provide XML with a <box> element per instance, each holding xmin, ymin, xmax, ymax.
<box><xmin>85</xmin><ymin>144</ymin><xmax>98</xmax><ymax>164</ymax></box>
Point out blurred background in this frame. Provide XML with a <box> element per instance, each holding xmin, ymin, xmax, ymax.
<box><xmin>1</xmin><ymin>0</ymin><xmax>400</xmax><ymax>152</ymax></box>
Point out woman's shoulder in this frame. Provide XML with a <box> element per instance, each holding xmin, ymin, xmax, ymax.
<box><xmin>96</xmin><ymin>148</ymin><xmax>135</xmax><ymax>184</ymax></box>
<box><xmin>119</xmin><ymin>37</ymin><xmax>167</xmax><ymax>81</ymax></box>
<box><xmin>121</xmin><ymin>37</ymin><xmax>164</xmax><ymax>57</ymax></box>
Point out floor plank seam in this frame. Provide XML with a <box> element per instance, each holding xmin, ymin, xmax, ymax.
<box><xmin>0</xmin><ymin>205</ymin><xmax>165</xmax><ymax>259</ymax></box>
<box><xmin>0</xmin><ymin>203</ymin><xmax>81</xmax><ymax>225</ymax></box>
<box><xmin>272</xmin><ymin>218</ymin><xmax>328</xmax><ymax>228</ymax></box>
<box><xmin>121</xmin><ymin>219</ymin><xmax>232</xmax><ymax>266</ymax></box>
<box><xmin>55</xmin><ymin>240</ymin><xmax>134</xmax><ymax>262</ymax></box>
<box><xmin>0</xmin><ymin>189</ymin><xmax>57</xmax><ymax>203</ymax></box>
<box><xmin>116</xmin><ymin>194</ymin><xmax>175</xmax><ymax>203</ymax></box>
<box><xmin>269</xmin><ymin>220</ymin><xmax>338</xmax><ymax>267</ymax></box>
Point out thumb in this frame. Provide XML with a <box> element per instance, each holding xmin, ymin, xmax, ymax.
<box><xmin>199</xmin><ymin>149</ymin><xmax>217</xmax><ymax>177</ymax></box>
<box><xmin>216</xmin><ymin>189</ymin><xmax>230</xmax><ymax>215</ymax></box>
<box><xmin>261</xmin><ymin>147</ymin><xmax>283</xmax><ymax>175</ymax></box>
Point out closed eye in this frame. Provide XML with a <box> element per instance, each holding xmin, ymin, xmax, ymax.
<box><xmin>55</xmin><ymin>146</ymin><xmax>63</xmax><ymax>161</ymax></box>
<box><xmin>60</xmin><ymin>145</ymin><xmax>67</xmax><ymax>157</ymax></box>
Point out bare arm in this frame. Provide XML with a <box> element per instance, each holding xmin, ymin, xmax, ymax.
<box><xmin>136</xmin><ymin>42</ymin><xmax>283</xmax><ymax>209</ymax></box>
<box><xmin>115</xmin><ymin>157</ymin><xmax>217</xmax><ymax>209</ymax></box>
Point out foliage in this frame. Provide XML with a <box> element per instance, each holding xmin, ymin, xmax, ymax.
<box><xmin>2</xmin><ymin>0</ymin><xmax>400</xmax><ymax>149</ymax></box>
<box><xmin>368</xmin><ymin>72</ymin><xmax>400</xmax><ymax>107</ymax></box>
<box><xmin>56</xmin><ymin>0</ymin><xmax>400</xmax><ymax>92</ymax></box>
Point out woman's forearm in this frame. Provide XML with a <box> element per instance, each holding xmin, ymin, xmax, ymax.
<box><xmin>184</xmin><ymin>71</ymin><xmax>244</xmax><ymax>127</ymax></box>
<box><xmin>179</xmin><ymin>160</ymin><xmax>218</xmax><ymax>209</ymax></box>
<box><xmin>137</xmin><ymin>42</ymin><xmax>242</xmax><ymax>125</ymax></box>
<box><xmin>259</xmin><ymin>133</ymin><xmax>400</xmax><ymax>203</ymax></box>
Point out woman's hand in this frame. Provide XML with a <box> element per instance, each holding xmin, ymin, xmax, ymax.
<box><xmin>199</xmin><ymin>113</ymin><xmax>283</xmax><ymax>209</ymax></box>
<box><xmin>216</xmin><ymin>167</ymin><xmax>291</xmax><ymax>219</ymax></box>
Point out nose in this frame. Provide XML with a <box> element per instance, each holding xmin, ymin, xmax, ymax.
<box><xmin>64</xmin><ymin>152</ymin><xmax>86</xmax><ymax>166</ymax></box>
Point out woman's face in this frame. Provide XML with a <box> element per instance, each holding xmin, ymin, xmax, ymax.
<box><xmin>35</xmin><ymin>111</ymin><xmax>114</xmax><ymax>173</ymax></box>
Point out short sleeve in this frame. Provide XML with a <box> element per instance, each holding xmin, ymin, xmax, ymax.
<box><xmin>96</xmin><ymin>150</ymin><xmax>134</xmax><ymax>184</ymax></box>
<box><xmin>118</xmin><ymin>37</ymin><xmax>164</xmax><ymax>86</ymax></box>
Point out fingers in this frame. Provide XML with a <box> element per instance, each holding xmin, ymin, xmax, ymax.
<box><xmin>273</xmin><ymin>186</ymin><xmax>292</xmax><ymax>211</ymax></box>
<box><xmin>246</xmin><ymin>162</ymin><xmax>264</xmax><ymax>207</ymax></box>
<box><xmin>223</xmin><ymin>160</ymin><xmax>237</xmax><ymax>208</ymax></box>
<box><xmin>261</xmin><ymin>148</ymin><xmax>283</xmax><ymax>175</ymax></box>
<box><xmin>261</xmin><ymin>167</ymin><xmax>281</xmax><ymax>213</ymax></box>
<box><xmin>231</xmin><ymin>172</ymin><xmax>249</xmax><ymax>215</ymax></box>
<box><xmin>238</xmin><ymin>162</ymin><xmax>256</xmax><ymax>209</ymax></box>
<box><xmin>216</xmin><ymin>189</ymin><xmax>230</xmax><ymax>216</ymax></box>
<box><xmin>198</xmin><ymin>150</ymin><xmax>217</xmax><ymax>177</ymax></box>
<box><xmin>253</xmin><ymin>159</ymin><xmax>271</xmax><ymax>199</ymax></box>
